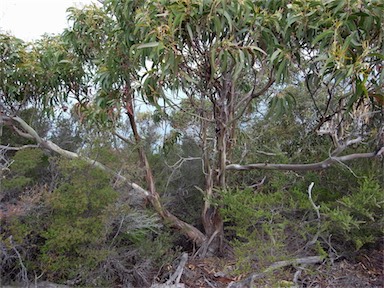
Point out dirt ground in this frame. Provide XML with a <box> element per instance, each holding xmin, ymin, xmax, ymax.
<box><xmin>170</xmin><ymin>247</ymin><xmax>383</xmax><ymax>288</ymax></box>
<box><xmin>2</xmin><ymin>246</ymin><xmax>382</xmax><ymax>287</ymax></box>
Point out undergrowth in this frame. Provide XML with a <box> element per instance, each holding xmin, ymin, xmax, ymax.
<box><xmin>219</xmin><ymin>173</ymin><xmax>383</xmax><ymax>277</ymax></box>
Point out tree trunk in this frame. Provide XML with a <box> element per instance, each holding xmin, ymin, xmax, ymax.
<box><xmin>124</xmin><ymin>95</ymin><xmax>208</xmax><ymax>245</ymax></box>
<box><xmin>200</xmin><ymin>83</ymin><xmax>234</xmax><ymax>256</ymax></box>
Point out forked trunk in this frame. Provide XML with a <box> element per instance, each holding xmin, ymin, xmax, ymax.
<box><xmin>199</xmin><ymin>92</ymin><xmax>230</xmax><ymax>256</ymax></box>
<box><xmin>125</xmin><ymin>94</ymin><xmax>207</xmax><ymax>245</ymax></box>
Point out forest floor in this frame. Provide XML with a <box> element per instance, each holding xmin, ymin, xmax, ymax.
<box><xmin>2</xmin><ymin>245</ymin><xmax>382</xmax><ymax>287</ymax></box>
<box><xmin>168</xmin><ymin>245</ymin><xmax>383</xmax><ymax>288</ymax></box>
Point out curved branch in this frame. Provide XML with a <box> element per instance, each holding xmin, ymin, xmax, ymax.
<box><xmin>232</xmin><ymin>74</ymin><xmax>275</xmax><ymax>123</ymax></box>
<box><xmin>113</xmin><ymin>131</ymin><xmax>134</xmax><ymax>145</ymax></box>
<box><xmin>3</xmin><ymin>116</ymin><xmax>130</xmax><ymax>181</ymax></box>
<box><xmin>11</xmin><ymin>125</ymin><xmax>35</xmax><ymax>139</ymax></box>
<box><xmin>226</xmin><ymin>151</ymin><xmax>378</xmax><ymax>172</ymax></box>
<box><xmin>4</xmin><ymin>115</ymin><xmax>207</xmax><ymax>245</ymax></box>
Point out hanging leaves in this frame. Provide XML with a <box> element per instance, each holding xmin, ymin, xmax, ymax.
<box><xmin>2</xmin><ymin>0</ymin><xmax>383</xmax><ymax>127</ymax></box>
<box><xmin>268</xmin><ymin>91</ymin><xmax>297</xmax><ymax>119</ymax></box>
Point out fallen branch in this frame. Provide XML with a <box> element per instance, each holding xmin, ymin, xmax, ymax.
<box><xmin>151</xmin><ymin>253</ymin><xmax>188</xmax><ymax>288</ymax></box>
<box><xmin>151</xmin><ymin>284</ymin><xmax>185</xmax><ymax>288</ymax></box>
<box><xmin>264</xmin><ymin>256</ymin><xmax>324</xmax><ymax>273</ymax></box>
<box><xmin>166</xmin><ymin>253</ymin><xmax>188</xmax><ymax>285</ymax></box>
<box><xmin>227</xmin><ymin>256</ymin><xmax>324</xmax><ymax>288</ymax></box>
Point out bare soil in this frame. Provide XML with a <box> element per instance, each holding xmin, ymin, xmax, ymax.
<box><xmin>2</xmin><ymin>247</ymin><xmax>382</xmax><ymax>287</ymax></box>
<box><xmin>172</xmin><ymin>247</ymin><xmax>383</xmax><ymax>288</ymax></box>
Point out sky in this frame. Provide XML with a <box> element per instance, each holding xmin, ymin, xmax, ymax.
<box><xmin>0</xmin><ymin>0</ymin><xmax>97</xmax><ymax>41</ymax></box>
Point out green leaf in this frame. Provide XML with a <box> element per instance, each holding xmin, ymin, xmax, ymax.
<box><xmin>219</xmin><ymin>50</ymin><xmax>229</xmax><ymax>73</ymax></box>
<box><xmin>285</xmin><ymin>14</ymin><xmax>300</xmax><ymax>31</ymax></box>
<box><xmin>306</xmin><ymin>73</ymin><xmax>320</xmax><ymax>91</ymax></box>
<box><xmin>209</xmin><ymin>48</ymin><xmax>217</xmax><ymax>79</ymax></box>
<box><xmin>59</xmin><ymin>59</ymin><xmax>72</xmax><ymax>64</ymax></box>
<box><xmin>312</xmin><ymin>30</ymin><xmax>334</xmax><ymax>46</ymax></box>
<box><xmin>341</xmin><ymin>34</ymin><xmax>353</xmax><ymax>53</ymax></box>
<box><xmin>221</xmin><ymin>9</ymin><xmax>233</xmax><ymax>32</ymax></box>
<box><xmin>367</xmin><ymin>53</ymin><xmax>384</xmax><ymax>60</ymax></box>
<box><xmin>213</xmin><ymin>15</ymin><xmax>222</xmax><ymax>36</ymax></box>
<box><xmin>276</xmin><ymin>58</ymin><xmax>287</xmax><ymax>82</ymax></box>
<box><xmin>270</xmin><ymin>49</ymin><xmax>281</xmax><ymax>63</ymax></box>
<box><xmin>136</xmin><ymin>42</ymin><xmax>160</xmax><ymax>49</ymax></box>
<box><xmin>248</xmin><ymin>46</ymin><xmax>267</xmax><ymax>56</ymax></box>
<box><xmin>232</xmin><ymin>50</ymin><xmax>245</xmax><ymax>81</ymax></box>
<box><xmin>186</xmin><ymin>23</ymin><xmax>194</xmax><ymax>43</ymax></box>
<box><xmin>181</xmin><ymin>71</ymin><xmax>198</xmax><ymax>84</ymax></box>
<box><xmin>312</xmin><ymin>53</ymin><xmax>328</xmax><ymax>62</ymax></box>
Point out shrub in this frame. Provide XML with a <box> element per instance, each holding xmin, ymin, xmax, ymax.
<box><xmin>219</xmin><ymin>173</ymin><xmax>383</xmax><ymax>277</ymax></box>
<box><xmin>2</xmin><ymin>149</ymin><xmax>48</xmax><ymax>198</ymax></box>
<box><xmin>321</xmin><ymin>177</ymin><xmax>384</xmax><ymax>251</ymax></box>
<box><xmin>1</xmin><ymin>157</ymin><xmax>178</xmax><ymax>286</ymax></box>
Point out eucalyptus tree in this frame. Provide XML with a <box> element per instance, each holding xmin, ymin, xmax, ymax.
<box><xmin>1</xmin><ymin>0</ymin><xmax>383</xmax><ymax>255</ymax></box>
<box><xmin>101</xmin><ymin>0</ymin><xmax>383</xmax><ymax>254</ymax></box>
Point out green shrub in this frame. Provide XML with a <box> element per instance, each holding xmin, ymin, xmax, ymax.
<box><xmin>38</xmin><ymin>158</ymin><xmax>118</xmax><ymax>280</ymax></box>
<box><xmin>1</xmin><ymin>157</ymin><xmax>177</xmax><ymax>286</ymax></box>
<box><xmin>321</xmin><ymin>177</ymin><xmax>384</xmax><ymax>250</ymax></box>
<box><xmin>2</xmin><ymin>149</ymin><xmax>48</xmax><ymax>193</ymax></box>
<box><xmin>219</xmin><ymin>173</ymin><xmax>383</xmax><ymax>277</ymax></box>
<box><xmin>219</xmin><ymin>187</ymin><xmax>295</xmax><ymax>275</ymax></box>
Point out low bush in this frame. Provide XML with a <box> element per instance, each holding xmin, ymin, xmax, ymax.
<box><xmin>0</xmin><ymin>158</ymin><xmax>177</xmax><ymax>287</ymax></box>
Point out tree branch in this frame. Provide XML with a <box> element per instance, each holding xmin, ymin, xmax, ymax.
<box><xmin>11</xmin><ymin>125</ymin><xmax>36</xmax><ymax>139</ymax></box>
<box><xmin>3</xmin><ymin>116</ymin><xmax>136</xmax><ymax>183</ymax></box>
<box><xmin>226</xmin><ymin>151</ymin><xmax>378</xmax><ymax>172</ymax></box>
<box><xmin>113</xmin><ymin>131</ymin><xmax>134</xmax><ymax>145</ymax></box>
<box><xmin>232</xmin><ymin>75</ymin><xmax>275</xmax><ymax>123</ymax></box>
<box><xmin>4</xmin><ymin>114</ymin><xmax>207</xmax><ymax>245</ymax></box>
<box><xmin>0</xmin><ymin>144</ymin><xmax>40</xmax><ymax>151</ymax></box>
<box><xmin>165</xmin><ymin>253</ymin><xmax>188</xmax><ymax>286</ymax></box>
<box><xmin>227</xmin><ymin>256</ymin><xmax>324</xmax><ymax>288</ymax></box>
<box><xmin>305</xmin><ymin>182</ymin><xmax>321</xmax><ymax>248</ymax></box>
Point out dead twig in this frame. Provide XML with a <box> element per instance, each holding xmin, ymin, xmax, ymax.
<box><xmin>151</xmin><ymin>253</ymin><xmax>188</xmax><ymax>288</ymax></box>
<box><xmin>227</xmin><ymin>256</ymin><xmax>324</xmax><ymax>288</ymax></box>
<box><xmin>304</xmin><ymin>182</ymin><xmax>321</xmax><ymax>249</ymax></box>
<box><xmin>249</xmin><ymin>176</ymin><xmax>266</xmax><ymax>190</ymax></box>
<box><xmin>166</xmin><ymin>253</ymin><xmax>188</xmax><ymax>285</ymax></box>
<box><xmin>9</xmin><ymin>236</ymin><xmax>29</xmax><ymax>284</ymax></box>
